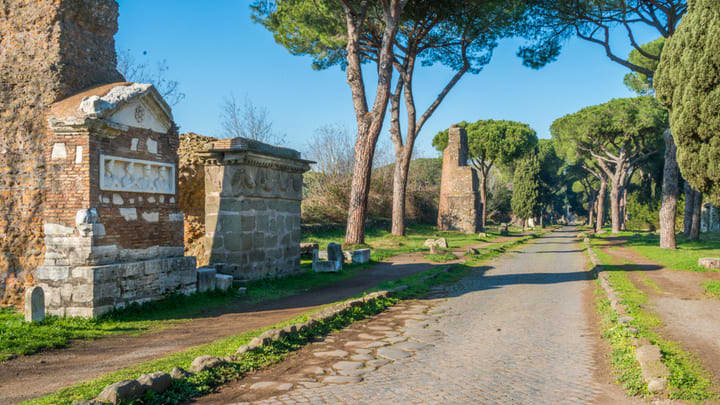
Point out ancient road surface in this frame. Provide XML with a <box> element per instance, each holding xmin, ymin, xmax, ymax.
<box><xmin>197</xmin><ymin>228</ymin><xmax>634</xmax><ymax>405</ymax></box>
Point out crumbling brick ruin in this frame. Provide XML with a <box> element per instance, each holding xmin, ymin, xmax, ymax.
<box><xmin>0</xmin><ymin>0</ymin><xmax>124</xmax><ymax>305</ymax></box>
<box><xmin>437</xmin><ymin>125</ymin><xmax>482</xmax><ymax>233</ymax></box>
<box><xmin>178</xmin><ymin>132</ymin><xmax>217</xmax><ymax>265</ymax></box>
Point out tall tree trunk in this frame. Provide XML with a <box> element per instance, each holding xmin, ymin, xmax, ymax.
<box><xmin>588</xmin><ymin>195</ymin><xmax>596</xmax><ymax>228</ymax></box>
<box><xmin>610</xmin><ymin>176</ymin><xmax>621</xmax><ymax>234</ymax></box>
<box><xmin>390</xmin><ymin>153</ymin><xmax>411</xmax><ymax>236</ymax></box>
<box><xmin>343</xmin><ymin>0</ymin><xmax>406</xmax><ymax>245</ymax></box>
<box><xmin>480</xmin><ymin>173</ymin><xmax>488</xmax><ymax>230</ymax></box>
<box><xmin>683</xmin><ymin>182</ymin><xmax>695</xmax><ymax>236</ymax></box>
<box><xmin>659</xmin><ymin>129</ymin><xmax>679</xmax><ymax>249</ymax></box>
<box><xmin>690</xmin><ymin>190</ymin><xmax>702</xmax><ymax>240</ymax></box>
<box><xmin>596</xmin><ymin>178</ymin><xmax>607</xmax><ymax>233</ymax></box>
<box><xmin>621</xmin><ymin>188</ymin><xmax>628</xmax><ymax>231</ymax></box>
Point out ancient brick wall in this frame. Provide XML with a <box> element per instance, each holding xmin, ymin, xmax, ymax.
<box><xmin>437</xmin><ymin>126</ymin><xmax>482</xmax><ymax>233</ymax></box>
<box><xmin>178</xmin><ymin>132</ymin><xmax>218</xmax><ymax>265</ymax></box>
<box><xmin>0</xmin><ymin>0</ymin><xmax>124</xmax><ymax>305</ymax></box>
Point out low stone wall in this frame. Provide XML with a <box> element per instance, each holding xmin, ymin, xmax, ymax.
<box><xmin>37</xmin><ymin>256</ymin><xmax>196</xmax><ymax>317</ymax></box>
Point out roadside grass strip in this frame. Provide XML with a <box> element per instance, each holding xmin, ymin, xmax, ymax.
<box><xmin>702</xmin><ymin>280</ymin><xmax>720</xmax><ymax>297</ymax></box>
<box><xmin>423</xmin><ymin>251</ymin><xmax>459</xmax><ymax>263</ymax></box>
<box><xmin>589</xmin><ymin>240</ymin><xmax>718</xmax><ymax>401</ymax></box>
<box><xmin>302</xmin><ymin>223</ymin><xmax>504</xmax><ymax>262</ymax></box>
<box><xmin>595</xmin><ymin>232</ymin><xmax>720</xmax><ymax>272</ymax></box>
<box><xmin>25</xmin><ymin>228</ymin><xmax>546</xmax><ymax>404</ymax></box>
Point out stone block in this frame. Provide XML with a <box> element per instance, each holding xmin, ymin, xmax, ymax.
<box><xmin>97</xmin><ymin>380</ymin><xmax>144</xmax><ymax>404</ymax></box>
<box><xmin>344</xmin><ymin>248</ymin><xmax>370</xmax><ymax>264</ymax></box>
<box><xmin>189</xmin><ymin>355</ymin><xmax>224</xmax><ymax>373</ymax></box>
<box><xmin>24</xmin><ymin>286</ymin><xmax>45</xmax><ymax>323</ymax></box>
<box><xmin>197</xmin><ymin>267</ymin><xmax>217</xmax><ymax>292</ymax></box>
<box><xmin>137</xmin><ymin>371</ymin><xmax>172</xmax><ymax>394</ymax></box>
<box><xmin>699</xmin><ymin>257</ymin><xmax>720</xmax><ymax>269</ymax></box>
<box><xmin>216</xmin><ymin>274</ymin><xmax>233</xmax><ymax>291</ymax></box>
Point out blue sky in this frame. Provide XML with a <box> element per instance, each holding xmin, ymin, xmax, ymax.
<box><xmin>115</xmin><ymin>1</ymin><xmax>657</xmax><ymax>157</ymax></box>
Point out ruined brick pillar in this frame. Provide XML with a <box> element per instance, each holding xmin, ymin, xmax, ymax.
<box><xmin>0</xmin><ymin>0</ymin><xmax>125</xmax><ymax>305</ymax></box>
<box><xmin>200</xmin><ymin>138</ymin><xmax>313</xmax><ymax>281</ymax></box>
<box><xmin>437</xmin><ymin>125</ymin><xmax>482</xmax><ymax>233</ymax></box>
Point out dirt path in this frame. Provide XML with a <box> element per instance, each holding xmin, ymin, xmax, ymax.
<box><xmin>600</xmin><ymin>243</ymin><xmax>720</xmax><ymax>386</ymax></box>
<box><xmin>0</xmin><ymin>235</ymin><xmax>516</xmax><ymax>404</ymax></box>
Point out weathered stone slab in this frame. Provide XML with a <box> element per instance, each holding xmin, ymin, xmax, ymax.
<box><xmin>24</xmin><ymin>286</ymin><xmax>44</xmax><ymax>323</ymax></box>
<box><xmin>344</xmin><ymin>248</ymin><xmax>370</xmax><ymax>264</ymax></box>
<box><xmin>197</xmin><ymin>267</ymin><xmax>217</xmax><ymax>292</ymax></box>
<box><xmin>322</xmin><ymin>376</ymin><xmax>363</xmax><ymax>384</ymax></box>
<box><xmin>215</xmin><ymin>273</ymin><xmax>233</xmax><ymax>291</ymax></box>
<box><xmin>699</xmin><ymin>257</ymin><xmax>720</xmax><ymax>269</ymax></box>
<box><xmin>377</xmin><ymin>347</ymin><xmax>412</xmax><ymax>360</ymax></box>
<box><xmin>189</xmin><ymin>355</ymin><xmax>224</xmax><ymax>373</ymax></box>
<box><xmin>137</xmin><ymin>372</ymin><xmax>172</xmax><ymax>394</ymax></box>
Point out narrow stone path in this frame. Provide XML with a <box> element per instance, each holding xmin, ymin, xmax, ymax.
<box><xmin>194</xmin><ymin>228</ymin><xmax>635</xmax><ymax>405</ymax></box>
<box><xmin>0</xmin><ymin>235</ymin><xmax>516</xmax><ymax>404</ymax></box>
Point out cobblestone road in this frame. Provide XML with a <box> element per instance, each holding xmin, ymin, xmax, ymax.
<box><xmin>197</xmin><ymin>228</ymin><xmax>631</xmax><ymax>405</ymax></box>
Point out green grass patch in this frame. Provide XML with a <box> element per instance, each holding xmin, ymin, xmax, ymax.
<box><xmin>589</xmin><ymin>240</ymin><xmax>718</xmax><ymax>401</ymax></box>
<box><xmin>701</xmin><ymin>280</ymin><xmax>720</xmax><ymax>298</ymax></box>
<box><xmin>0</xmin><ymin>289</ymin><xmax>242</xmax><ymax>359</ymax></box>
<box><xmin>595</xmin><ymin>232</ymin><xmax>720</xmax><ymax>272</ymax></box>
<box><xmin>423</xmin><ymin>251</ymin><xmax>458</xmax><ymax>263</ymax></box>
<box><xmin>302</xmin><ymin>223</ymin><xmax>500</xmax><ymax>262</ymax></box>
<box><xmin>595</xmin><ymin>284</ymin><xmax>648</xmax><ymax>396</ymax></box>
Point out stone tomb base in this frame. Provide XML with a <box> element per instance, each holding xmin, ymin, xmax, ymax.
<box><xmin>36</xmin><ymin>256</ymin><xmax>196</xmax><ymax>317</ymax></box>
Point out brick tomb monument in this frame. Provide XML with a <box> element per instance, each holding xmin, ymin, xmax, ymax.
<box><xmin>199</xmin><ymin>138</ymin><xmax>313</xmax><ymax>281</ymax></box>
<box><xmin>36</xmin><ymin>83</ymin><xmax>196</xmax><ymax>317</ymax></box>
<box><xmin>437</xmin><ymin>125</ymin><xmax>482</xmax><ymax>233</ymax></box>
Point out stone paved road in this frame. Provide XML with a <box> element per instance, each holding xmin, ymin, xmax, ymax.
<box><xmin>196</xmin><ymin>228</ymin><xmax>635</xmax><ymax>405</ymax></box>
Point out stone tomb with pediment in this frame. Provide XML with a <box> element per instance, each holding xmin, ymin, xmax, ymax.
<box><xmin>36</xmin><ymin>82</ymin><xmax>196</xmax><ymax>317</ymax></box>
<box><xmin>200</xmin><ymin>138</ymin><xmax>313</xmax><ymax>281</ymax></box>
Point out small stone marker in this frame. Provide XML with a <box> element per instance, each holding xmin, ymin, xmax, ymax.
<box><xmin>699</xmin><ymin>257</ymin><xmax>720</xmax><ymax>269</ymax></box>
<box><xmin>327</xmin><ymin>242</ymin><xmax>344</xmax><ymax>269</ymax></box>
<box><xmin>345</xmin><ymin>248</ymin><xmax>370</xmax><ymax>264</ymax></box>
<box><xmin>197</xmin><ymin>267</ymin><xmax>217</xmax><ymax>292</ymax></box>
<box><xmin>215</xmin><ymin>274</ymin><xmax>233</xmax><ymax>291</ymax></box>
<box><xmin>25</xmin><ymin>286</ymin><xmax>44</xmax><ymax>323</ymax></box>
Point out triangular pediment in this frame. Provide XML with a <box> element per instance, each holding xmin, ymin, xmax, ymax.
<box><xmin>49</xmin><ymin>82</ymin><xmax>174</xmax><ymax>133</ymax></box>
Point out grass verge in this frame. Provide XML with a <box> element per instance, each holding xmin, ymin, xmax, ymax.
<box><xmin>589</xmin><ymin>240</ymin><xmax>718</xmax><ymax>401</ymax></box>
<box><xmin>26</xmin><ymin>227</ymin><xmax>546</xmax><ymax>404</ymax></box>
<box><xmin>701</xmin><ymin>280</ymin><xmax>720</xmax><ymax>298</ymax></box>
<box><xmin>594</xmin><ymin>232</ymin><xmax>720</xmax><ymax>272</ymax></box>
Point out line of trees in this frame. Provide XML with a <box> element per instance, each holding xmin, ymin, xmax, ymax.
<box><xmin>246</xmin><ymin>0</ymin><xmax>720</xmax><ymax>246</ymax></box>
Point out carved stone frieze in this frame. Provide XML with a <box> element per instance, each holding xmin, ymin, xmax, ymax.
<box><xmin>99</xmin><ymin>155</ymin><xmax>175</xmax><ymax>194</ymax></box>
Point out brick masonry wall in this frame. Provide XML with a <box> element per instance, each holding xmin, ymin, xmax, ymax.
<box><xmin>0</xmin><ymin>0</ymin><xmax>124</xmax><ymax>305</ymax></box>
<box><xmin>178</xmin><ymin>132</ymin><xmax>218</xmax><ymax>265</ymax></box>
<box><xmin>437</xmin><ymin>126</ymin><xmax>482</xmax><ymax>233</ymax></box>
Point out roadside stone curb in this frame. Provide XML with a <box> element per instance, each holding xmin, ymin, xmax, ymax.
<box><xmin>87</xmin><ymin>286</ymin><xmax>408</xmax><ymax>404</ymax></box>
<box><xmin>584</xmin><ymin>239</ymin><xmax>669</xmax><ymax>394</ymax></box>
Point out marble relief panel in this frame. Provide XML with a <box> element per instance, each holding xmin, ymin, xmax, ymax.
<box><xmin>100</xmin><ymin>155</ymin><xmax>175</xmax><ymax>194</ymax></box>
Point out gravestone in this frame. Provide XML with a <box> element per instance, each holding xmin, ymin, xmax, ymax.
<box><xmin>24</xmin><ymin>286</ymin><xmax>45</xmax><ymax>323</ymax></box>
<box><xmin>437</xmin><ymin>125</ymin><xmax>482</xmax><ymax>233</ymax></box>
<box><xmin>327</xmin><ymin>243</ymin><xmax>344</xmax><ymax>270</ymax></box>
<box><xmin>35</xmin><ymin>83</ymin><xmax>196</xmax><ymax>317</ymax></box>
<box><xmin>200</xmin><ymin>138</ymin><xmax>313</xmax><ymax>280</ymax></box>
